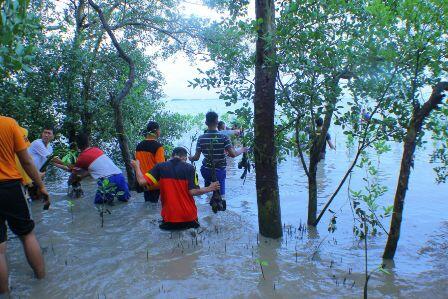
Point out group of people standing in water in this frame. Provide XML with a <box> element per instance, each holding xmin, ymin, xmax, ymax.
<box><xmin>0</xmin><ymin>111</ymin><xmax>247</xmax><ymax>293</ymax></box>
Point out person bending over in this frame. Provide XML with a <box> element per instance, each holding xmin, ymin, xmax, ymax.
<box><xmin>73</xmin><ymin>133</ymin><xmax>130</xmax><ymax>204</ymax></box>
<box><xmin>132</xmin><ymin>147</ymin><xmax>220</xmax><ymax>230</ymax></box>
<box><xmin>0</xmin><ymin>116</ymin><xmax>49</xmax><ymax>294</ymax></box>
<box><xmin>190</xmin><ymin>111</ymin><xmax>247</xmax><ymax>196</ymax></box>
<box><xmin>135</xmin><ymin>121</ymin><xmax>165</xmax><ymax>202</ymax></box>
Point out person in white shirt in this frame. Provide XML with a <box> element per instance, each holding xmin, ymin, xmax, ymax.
<box><xmin>217</xmin><ymin>121</ymin><xmax>241</xmax><ymax>137</ymax></box>
<box><xmin>28</xmin><ymin>127</ymin><xmax>67</xmax><ymax>173</ymax></box>
<box><xmin>28</xmin><ymin>127</ymin><xmax>54</xmax><ymax>171</ymax></box>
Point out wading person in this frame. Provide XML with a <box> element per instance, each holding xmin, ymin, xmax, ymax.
<box><xmin>190</xmin><ymin>111</ymin><xmax>247</xmax><ymax>196</ymax></box>
<box><xmin>27</xmin><ymin>127</ymin><xmax>67</xmax><ymax>200</ymax></box>
<box><xmin>132</xmin><ymin>147</ymin><xmax>220</xmax><ymax>230</ymax></box>
<box><xmin>135</xmin><ymin>121</ymin><xmax>165</xmax><ymax>202</ymax></box>
<box><xmin>0</xmin><ymin>116</ymin><xmax>49</xmax><ymax>294</ymax></box>
<box><xmin>73</xmin><ymin>133</ymin><xmax>130</xmax><ymax>204</ymax></box>
<box><xmin>28</xmin><ymin>126</ymin><xmax>67</xmax><ymax>172</ymax></box>
<box><xmin>217</xmin><ymin>121</ymin><xmax>241</xmax><ymax>137</ymax></box>
<box><xmin>314</xmin><ymin>117</ymin><xmax>336</xmax><ymax>161</ymax></box>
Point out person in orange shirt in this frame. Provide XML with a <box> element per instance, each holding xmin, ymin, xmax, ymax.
<box><xmin>132</xmin><ymin>147</ymin><xmax>219</xmax><ymax>230</ymax></box>
<box><xmin>0</xmin><ymin>116</ymin><xmax>49</xmax><ymax>294</ymax></box>
<box><xmin>15</xmin><ymin>127</ymin><xmax>32</xmax><ymax>186</ymax></box>
<box><xmin>135</xmin><ymin>121</ymin><xmax>165</xmax><ymax>202</ymax></box>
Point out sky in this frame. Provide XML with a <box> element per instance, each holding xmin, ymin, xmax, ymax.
<box><xmin>157</xmin><ymin>2</ymin><xmax>222</xmax><ymax>100</ymax></box>
<box><xmin>158</xmin><ymin>0</ymin><xmax>255</xmax><ymax>100</ymax></box>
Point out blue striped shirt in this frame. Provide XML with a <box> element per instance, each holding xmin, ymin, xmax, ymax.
<box><xmin>196</xmin><ymin>130</ymin><xmax>232</xmax><ymax>169</ymax></box>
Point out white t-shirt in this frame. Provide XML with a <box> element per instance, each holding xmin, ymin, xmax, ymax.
<box><xmin>28</xmin><ymin>139</ymin><xmax>53</xmax><ymax>171</ymax></box>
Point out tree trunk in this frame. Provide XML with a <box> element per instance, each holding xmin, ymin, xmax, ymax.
<box><xmin>307</xmin><ymin>78</ymin><xmax>338</xmax><ymax>225</ymax></box>
<box><xmin>383</xmin><ymin>82</ymin><xmax>448</xmax><ymax>259</ymax></box>
<box><xmin>111</xmin><ymin>100</ymin><xmax>135</xmax><ymax>188</ymax></box>
<box><xmin>254</xmin><ymin>0</ymin><xmax>282</xmax><ymax>238</ymax></box>
<box><xmin>89</xmin><ymin>0</ymin><xmax>136</xmax><ymax>188</ymax></box>
<box><xmin>63</xmin><ymin>0</ymin><xmax>85</xmax><ymax>143</ymax></box>
<box><xmin>307</xmin><ymin>161</ymin><xmax>317</xmax><ymax>224</ymax></box>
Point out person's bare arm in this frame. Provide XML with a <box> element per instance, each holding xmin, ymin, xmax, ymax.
<box><xmin>16</xmin><ymin>149</ymin><xmax>48</xmax><ymax>197</ymax></box>
<box><xmin>71</xmin><ymin>168</ymin><xmax>90</xmax><ymax>180</ymax></box>
<box><xmin>327</xmin><ymin>139</ymin><xmax>336</xmax><ymax>150</ymax></box>
<box><xmin>189</xmin><ymin>181</ymin><xmax>220</xmax><ymax>196</ymax></box>
<box><xmin>130</xmin><ymin>160</ymin><xmax>149</xmax><ymax>187</ymax></box>
<box><xmin>227</xmin><ymin>147</ymin><xmax>248</xmax><ymax>158</ymax></box>
<box><xmin>189</xmin><ymin>150</ymin><xmax>201</xmax><ymax>162</ymax></box>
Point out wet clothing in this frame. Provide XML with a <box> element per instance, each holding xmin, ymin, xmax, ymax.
<box><xmin>135</xmin><ymin>138</ymin><xmax>165</xmax><ymax>202</ymax></box>
<box><xmin>0</xmin><ymin>180</ymin><xmax>35</xmax><ymax>242</ymax></box>
<box><xmin>75</xmin><ymin>147</ymin><xmax>130</xmax><ymax>203</ymax></box>
<box><xmin>200</xmin><ymin>166</ymin><xmax>226</xmax><ymax>195</ymax></box>
<box><xmin>144</xmin><ymin>189</ymin><xmax>160</xmax><ymax>203</ymax></box>
<box><xmin>196</xmin><ymin>130</ymin><xmax>232</xmax><ymax>195</ymax></box>
<box><xmin>315</xmin><ymin>129</ymin><xmax>331</xmax><ymax>161</ymax></box>
<box><xmin>196</xmin><ymin>130</ymin><xmax>232</xmax><ymax>169</ymax></box>
<box><xmin>159</xmin><ymin>220</ymin><xmax>199</xmax><ymax>230</ymax></box>
<box><xmin>28</xmin><ymin>139</ymin><xmax>53</xmax><ymax>171</ymax></box>
<box><xmin>0</xmin><ymin>117</ymin><xmax>34</xmax><ymax>243</ymax></box>
<box><xmin>94</xmin><ymin>173</ymin><xmax>130</xmax><ymax>204</ymax></box>
<box><xmin>0</xmin><ymin>116</ymin><xmax>29</xmax><ymax>181</ymax></box>
<box><xmin>144</xmin><ymin>158</ymin><xmax>199</xmax><ymax>225</ymax></box>
<box><xmin>75</xmin><ymin>147</ymin><xmax>121</xmax><ymax>179</ymax></box>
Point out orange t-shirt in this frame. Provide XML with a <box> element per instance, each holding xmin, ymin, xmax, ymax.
<box><xmin>0</xmin><ymin>116</ymin><xmax>29</xmax><ymax>181</ymax></box>
<box><xmin>15</xmin><ymin>127</ymin><xmax>32</xmax><ymax>185</ymax></box>
<box><xmin>135</xmin><ymin>138</ymin><xmax>165</xmax><ymax>190</ymax></box>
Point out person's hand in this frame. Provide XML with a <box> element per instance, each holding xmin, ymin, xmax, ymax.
<box><xmin>39</xmin><ymin>171</ymin><xmax>46</xmax><ymax>178</ymax></box>
<box><xmin>188</xmin><ymin>156</ymin><xmax>194</xmax><ymax>162</ymax></box>
<box><xmin>242</xmin><ymin>147</ymin><xmax>249</xmax><ymax>153</ymax></box>
<box><xmin>209</xmin><ymin>181</ymin><xmax>220</xmax><ymax>191</ymax></box>
<box><xmin>131</xmin><ymin>159</ymin><xmax>140</xmax><ymax>169</ymax></box>
<box><xmin>38</xmin><ymin>186</ymin><xmax>50</xmax><ymax>210</ymax></box>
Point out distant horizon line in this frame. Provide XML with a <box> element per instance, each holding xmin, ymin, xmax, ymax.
<box><xmin>169</xmin><ymin>98</ymin><xmax>219</xmax><ymax>101</ymax></box>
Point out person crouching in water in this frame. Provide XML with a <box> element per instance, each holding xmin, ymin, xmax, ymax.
<box><xmin>73</xmin><ymin>133</ymin><xmax>130</xmax><ymax>204</ymax></box>
<box><xmin>131</xmin><ymin>147</ymin><xmax>220</xmax><ymax>230</ymax></box>
<box><xmin>135</xmin><ymin>121</ymin><xmax>165</xmax><ymax>202</ymax></box>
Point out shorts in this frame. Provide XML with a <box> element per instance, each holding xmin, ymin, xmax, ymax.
<box><xmin>0</xmin><ymin>180</ymin><xmax>35</xmax><ymax>243</ymax></box>
<box><xmin>144</xmin><ymin>190</ymin><xmax>160</xmax><ymax>203</ymax></box>
<box><xmin>159</xmin><ymin>220</ymin><xmax>200</xmax><ymax>230</ymax></box>
<box><xmin>95</xmin><ymin>173</ymin><xmax>131</xmax><ymax>204</ymax></box>
<box><xmin>200</xmin><ymin>166</ymin><xmax>226</xmax><ymax>195</ymax></box>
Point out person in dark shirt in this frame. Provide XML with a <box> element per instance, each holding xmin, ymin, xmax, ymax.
<box><xmin>315</xmin><ymin>117</ymin><xmax>335</xmax><ymax>161</ymax></box>
<box><xmin>132</xmin><ymin>147</ymin><xmax>220</xmax><ymax>230</ymax></box>
<box><xmin>189</xmin><ymin>111</ymin><xmax>248</xmax><ymax>195</ymax></box>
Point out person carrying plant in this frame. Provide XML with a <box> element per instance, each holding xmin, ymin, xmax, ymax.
<box><xmin>135</xmin><ymin>121</ymin><xmax>165</xmax><ymax>202</ymax></box>
<box><xmin>73</xmin><ymin>133</ymin><xmax>130</xmax><ymax>204</ymax></box>
<box><xmin>132</xmin><ymin>147</ymin><xmax>220</xmax><ymax>230</ymax></box>
<box><xmin>27</xmin><ymin>126</ymin><xmax>68</xmax><ymax>200</ymax></box>
<box><xmin>189</xmin><ymin>111</ymin><xmax>248</xmax><ymax>196</ymax></box>
<box><xmin>0</xmin><ymin>116</ymin><xmax>49</xmax><ymax>294</ymax></box>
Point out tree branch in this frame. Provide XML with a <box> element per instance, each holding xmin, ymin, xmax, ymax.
<box><xmin>88</xmin><ymin>0</ymin><xmax>135</xmax><ymax>104</ymax></box>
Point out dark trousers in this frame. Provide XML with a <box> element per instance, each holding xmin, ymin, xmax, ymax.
<box><xmin>144</xmin><ymin>190</ymin><xmax>160</xmax><ymax>203</ymax></box>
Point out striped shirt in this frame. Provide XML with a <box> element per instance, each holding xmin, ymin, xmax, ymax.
<box><xmin>196</xmin><ymin>130</ymin><xmax>232</xmax><ymax>169</ymax></box>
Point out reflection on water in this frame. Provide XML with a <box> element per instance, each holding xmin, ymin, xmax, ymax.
<box><xmin>5</xmin><ymin>99</ymin><xmax>448</xmax><ymax>298</ymax></box>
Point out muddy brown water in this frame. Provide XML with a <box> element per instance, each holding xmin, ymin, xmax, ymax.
<box><xmin>4</xmin><ymin>99</ymin><xmax>448</xmax><ymax>298</ymax></box>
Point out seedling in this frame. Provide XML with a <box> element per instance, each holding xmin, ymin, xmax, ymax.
<box><xmin>67</xmin><ymin>200</ymin><xmax>75</xmax><ymax>221</ymax></box>
<box><xmin>255</xmin><ymin>258</ymin><xmax>268</xmax><ymax>280</ymax></box>
<box><xmin>96</xmin><ymin>178</ymin><xmax>124</xmax><ymax>227</ymax></box>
